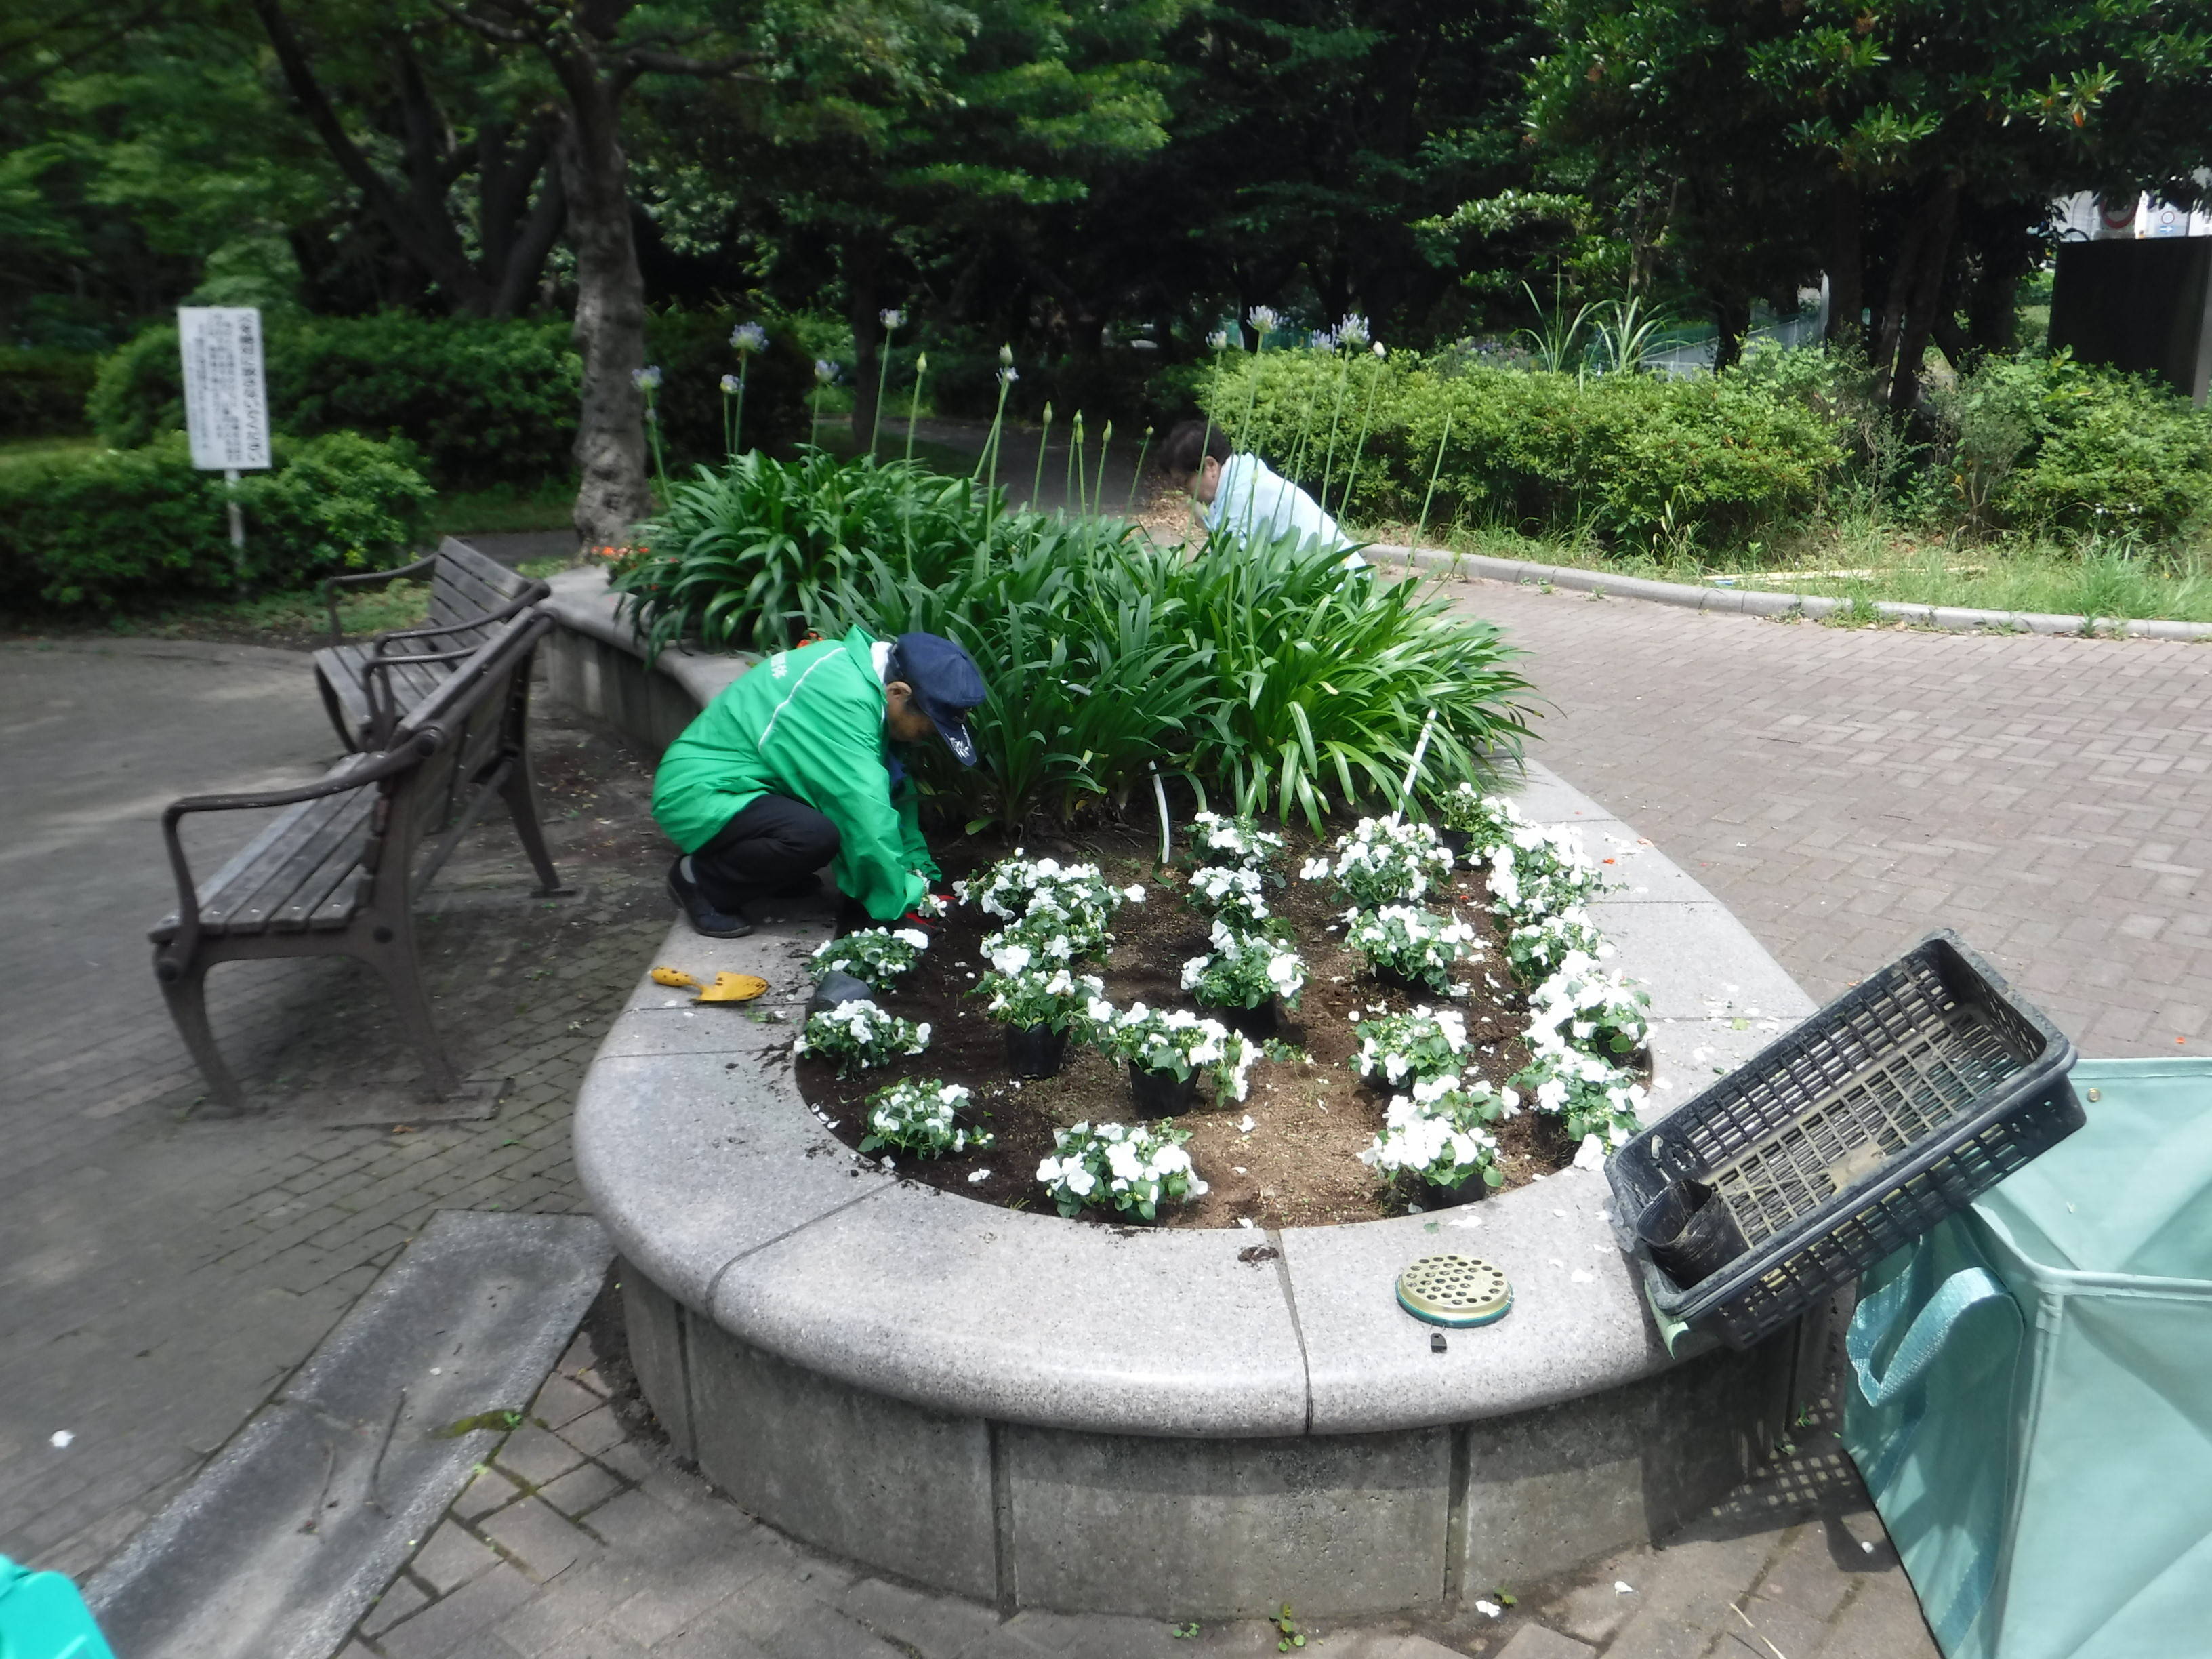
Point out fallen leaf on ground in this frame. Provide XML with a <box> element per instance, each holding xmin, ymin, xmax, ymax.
<box><xmin>651</xmin><ymin>966</ymin><xmax>700</xmax><ymax>988</ymax></box>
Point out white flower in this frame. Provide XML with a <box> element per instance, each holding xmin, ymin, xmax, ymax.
<box><xmin>1574</xmin><ymin>1133</ymin><xmax>1608</xmax><ymax>1170</ymax></box>
<box><xmin>998</xmin><ymin>365</ymin><xmax>1019</xmax><ymax>384</ymax></box>
<box><xmin>1299</xmin><ymin>857</ymin><xmax>1330</xmax><ymax>880</ymax></box>
<box><xmin>632</xmin><ymin>365</ymin><xmax>663</xmax><ymax>390</ymax></box>
<box><xmin>1248</xmin><ymin>305</ymin><xmax>1281</xmax><ymax>335</ymax></box>
<box><xmin>999</xmin><ymin>342</ymin><xmax>1015</xmax><ymax>366</ymax></box>
<box><xmin>1336</xmin><ymin>313</ymin><xmax>1370</xmax><ymax>348</ymax></box>
<box><xmin>1372</xmin><ymin>341</ymin><xmax>1387</xmax><ymax>358</ymax></box>
<box><xmin>880</xmin><ymin>308</ymin><xmax>905</xmax><ymax>329</ymax></box>
<box><xmin>1208</xmin><ymin>329</ymin><xmax>1231</xmax><ymax>351</ymax></box>
<box><xmin>729</xmin><ymin>321</ymin><xmax>769</xmax><ymax>353</ymax></box>
<box><xmin>720</xmin><ymin>373</ymin><xmax>741</xmax><ymax>394</ymax></box>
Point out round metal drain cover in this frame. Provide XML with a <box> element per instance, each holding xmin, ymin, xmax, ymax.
<box><xmin>1396</xmin><ymin>1254</ymin><xmax>1512</xmax><ymax>1328</ymax></box>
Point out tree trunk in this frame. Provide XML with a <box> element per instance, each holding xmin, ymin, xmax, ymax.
<box><xmin>1711</xmin><ymin>293</ymin><xmax>1751</xmax><ymax>372</ymax></box>
<box><xmin>1825</xmin><ymin>176</ymin><xmax>1864</xmax><ymax>352</ymax></box>
<box><xmin>844</xmin><ymin>243</ymin><xmax>884</xmax><ymax>455</ymax></box>
<box><xmin>558</xmin><ymin>69</ymin><xmax>651</xmax><ymax>548</ymax></box>
<box><xmin>1870</xmin><ymin>205</ymin><xmax>1926</xmax><ymax>390</ymax></box>
<box><xmin>1888</xmin><ymin>178</ymin><xmax>1960</xmax><ymax>411</ymax></box>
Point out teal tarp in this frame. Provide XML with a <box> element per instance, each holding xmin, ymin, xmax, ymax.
<box><xmin>1843</xmin><ymin>1057</ymin><xmax>2212</xmax><ymax>1659</ymax></box>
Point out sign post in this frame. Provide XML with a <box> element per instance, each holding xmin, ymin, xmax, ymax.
<box><xmin>177</xmin><ymin>306</ymin><xmax>272</xmax><ymax>590</ymax></box>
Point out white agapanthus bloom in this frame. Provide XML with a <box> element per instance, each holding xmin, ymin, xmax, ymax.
<box><xmin>729</xmin><ymin>321</ymin><xmax>769</xmax><ymax>352</ymax></box>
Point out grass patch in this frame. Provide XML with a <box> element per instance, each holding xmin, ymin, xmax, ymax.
<box><xmin>1366</xmin><ymin>516</ymin><xmax>2212</xmax><ymax>626</ymax></box>
<box><xmin>0</xmin><ymin>434</ymin><xmax>98</xmax><ymax>465</ymax></box>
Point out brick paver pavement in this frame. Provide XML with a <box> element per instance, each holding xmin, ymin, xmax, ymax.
<box><xmin>0</xmin><ymin>638</ymin><xmax>671</xmax><ymax>1580</ymax></box>
<box><xmin>1439</xmin><ymin>573</ymin><xmax>2212</xmax><ymax>1057</ymax></box>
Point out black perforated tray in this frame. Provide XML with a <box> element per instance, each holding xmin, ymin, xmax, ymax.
<box><xmin>1607</xmin><ymin>930</ymin><xmax>2081</xmax><ymax>1349</ymax></box>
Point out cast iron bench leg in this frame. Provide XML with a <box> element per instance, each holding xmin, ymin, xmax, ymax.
<box><xmin>155</xmin><ymin>956</ymin><xmax>246</xmax><ymax>1111</ymax></box>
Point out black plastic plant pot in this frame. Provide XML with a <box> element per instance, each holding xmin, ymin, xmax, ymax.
<box><xmin>1128</xmin><ymin>1062</ymin><xmax>1201</xmax><ymax>1117</ymax></box>
<box><xmin>1202</xmin><ymin>998</ymin><xmax>1278</xmax><ymax>1041</ymax></box>
<box><xmin>1375</xmin><ymin>964</ymin><xmax>1449</xmax><ymax>998</ymax></box>
<box><xmin>1005</xmin><ymin>1023</ymin><xmax>1070</xmax><ymax>1080</ymax></box>
<box><xmin>1438</xmin><ymin>827</ymin><xmax>1473</xmax><ymax>865</ymax></box>
<box><xmin>1635</xmin><ymin>1179</ymin><xmax>1748</xmax><ymax>1288</ymax></box>
<box><xmin>1417</xmin><ymin>1172</ymin><xmax>1490</xmax><ymax>1210</ymax></box>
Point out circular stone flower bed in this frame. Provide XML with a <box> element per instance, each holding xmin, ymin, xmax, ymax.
<box><xmin>792</xmin><ymin>803</ymin><xmax>1650</xmax><ymax>1229</ymax></box>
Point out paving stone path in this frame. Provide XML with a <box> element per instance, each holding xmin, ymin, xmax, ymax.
<box><xmin>18</xmin><ymin>578</ymin><xmax>2194</xmax><ymax>1656</ymax></box>
<box><xmin>1437</xmin><ymin>572</ymin><xmax>2212</xmax><ymax>1057</ymax></box>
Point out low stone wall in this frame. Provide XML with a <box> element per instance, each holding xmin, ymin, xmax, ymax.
<box><xmin>542</xmin><ymin>565</ymin><xmax>1830</xmax><ymax>1618</ymax></box>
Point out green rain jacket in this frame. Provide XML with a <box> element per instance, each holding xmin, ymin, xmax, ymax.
<box><xmin>651</xmin><ymin>628</ymin><xmax>938</xmax><ymax>920</ymax></box>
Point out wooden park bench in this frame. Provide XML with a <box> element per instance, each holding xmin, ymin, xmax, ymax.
<box><xmin>151</xmin><ymin>609</ymin><xmax>563</xmax><ymax>1110</ymax></box>
<box><xmin>315</xmin><ymin>537</ymin><xmax>550</xmax><ymax>751</ymax></box>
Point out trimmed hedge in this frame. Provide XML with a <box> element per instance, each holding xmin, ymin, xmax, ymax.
<box><xmin>87</xmin><ymin>310</ymin><xmax>812</xmax><ymax>487</ymax></box>
<box><xmin>1203</xmin><ymin>349</ymin><xmax>1844</xmax><ymax>550</ymax></box>
<box><xmin>0</xmin><ymin>432</ymin><xmax>432</xmax><ymax>611</ymax></box>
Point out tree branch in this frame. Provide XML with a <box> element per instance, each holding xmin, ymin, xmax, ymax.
<box><xmin>621</xmin><ymin>46</ymin><xmax>771</xmax><ymax>78</ymax></box>
<box><xmin>252</xmin><ymin>0</ymin><xmax>485</xmax><ymax>308</ymax></box>
<box><xmin>428</xmin><ymin>1</ymin><xmax>534</xmax><ymax>47</ymax></box>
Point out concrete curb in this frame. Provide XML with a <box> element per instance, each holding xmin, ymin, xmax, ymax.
<box><xmin>1370</xmin><ymin>542</ymin><xmax>2212</xmax><ymax>642</ymax></box>
<box><xmin>84</xmin><ymin>1211</ymin><xmax>613</xmax><ymax>1659</ymax></box>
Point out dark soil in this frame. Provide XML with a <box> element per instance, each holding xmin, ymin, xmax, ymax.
<box><xmin>794</xmin><ymin>824</ymin><xmax>1585</xmax><ymax>1229</ymax></box>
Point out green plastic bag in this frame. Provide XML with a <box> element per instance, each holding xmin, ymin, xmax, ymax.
<box><xmin>1843</xmin><ymin>1057</ymin><xmax>2212</xmax><ymax>1659</ymax></box>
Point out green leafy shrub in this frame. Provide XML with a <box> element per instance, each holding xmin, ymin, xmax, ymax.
<box><xmin>0</xmin><ymin>432</ymin><xmax>430</xmax><ymax>611</ymax></box>
<box><xmin>1205</xmin><ymin>348</ymin><xmax>1843</xmax><ymax>550</ymax></box>
<box><xmin>0</xmin><ymin>347</ymin><xmax>99</xmax><ymax>436</ymax></box>
<box><xmin>614</xmin><ymin>449</ymin><xmax>1537</xmax><ymax>830</ymax></box>
<box><xmin>1938</xmin><ymin>352</ymin><xmax>2212</xmax><ymax>544</ymax></box>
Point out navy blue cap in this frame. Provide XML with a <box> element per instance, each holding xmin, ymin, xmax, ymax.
<box><xmin>888</xmin><ymin>632</ymin><xmax>987</xmax><ymax>766</ymax></box>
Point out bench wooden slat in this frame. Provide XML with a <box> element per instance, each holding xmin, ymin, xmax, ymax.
<box><xmin>224</xmin><ymin>792</ymin><xmax>376</xmax><ymax>933</ymax></box>
<box><xmin>270</xmin><ymin>819</ymin><xmax>376</xmax><ymax>931</ymax></box>
<box><xmin>197</xmin><ymin>792</ymin><xmax>364</xmax><ymax>932</ymax></box>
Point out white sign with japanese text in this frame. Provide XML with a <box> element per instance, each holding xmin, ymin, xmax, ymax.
<box><xmin>178</xmin><ymin>306</ymin><xmax>272</xmax><ymax>471</ymax></box>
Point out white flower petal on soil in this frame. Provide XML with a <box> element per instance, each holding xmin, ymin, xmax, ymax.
<box><xmin>1237</xmin><ymin>1114</ymin><xmax>1255</xmax><ymax>1134</ymax></box>
<box><xmin>1474</xmin><ymin>1600</ymin><xmax>1502</xmax><ymax>1618</ymax></box>
<box><xmin>1614</xmin><ymin>1581</ymin><xmax>1635</xmax><ymax>1595</ymax></box>
<box><xmin>49</xmin><ymin>1430</ymin><xmax>73</xmax><ymax>1448</ymax></box>
<box><xmin>968</xmin><ymin>1169</ymin><xmax>991</xmax><ymax>1183</ymax></box>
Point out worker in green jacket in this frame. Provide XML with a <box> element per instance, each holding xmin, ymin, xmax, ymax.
<box><xmin>654</xmin><ymin>628</ymin><xmax>987</xmax><ymax>938</ymax></box>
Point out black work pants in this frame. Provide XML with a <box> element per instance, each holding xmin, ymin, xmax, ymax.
<box><xmin>690</xmin><ymin>794</ymin><xmax>840</xmax><ymax>910</ymax></box>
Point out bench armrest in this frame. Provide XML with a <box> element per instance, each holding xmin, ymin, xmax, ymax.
<box><xmin>366</xmin><ymin>583</ymin><xmax>549</xmax><ymax>653</ymax></box>
<box><xmin>155</xmin><ymin>736</ymin><xmax>443</xmax><ymax>970</ymax></box>
<box><xmin>323</xmin><ymin>555</ymin><xmax>438</xmax><ymax>643</ymax></box>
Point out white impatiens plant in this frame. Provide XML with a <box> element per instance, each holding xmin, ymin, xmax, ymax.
<box><xmin>1487</xmin><ymin>823</ymin><xmax>1608</xmax><ymax>925</ymax></box>
<box><xmin>1433</xmin><ymin>783</ymin><xmax>1528</xmax><ymax>861</ymax></box>
<box><xmin>1180</xmin><ymin>920</ymin><xmax>1307</xmax><ymax>1010</ymax></box>
<box><xmin>1184</xmin><ymin>863</ymin><xmax>1272</xmax><ymax>930</ymax></box>
<box><xmin>1037</xmin><ymin>1120</ymin><xmax>1208</xmax><ymax>1221</ymax></box>
<box><xmin>1503</xmin><ymin>909</ymin><xmax>1610</xmax><ymax>988</ymax></box>
<box><xmin>1344</xmin><ymin>905</ymin><xmax>1481</xmax><ymax>994</ymax></box>
<box><xmin>1299</xmin><ymin>816</ymin><xmax>1456</xmax><ymax>909</ymax></box>
<box><xmin>1524</xmin><ymin>951</ymin><xmax>1651</xmax><ymax>1062</ymax></box>
<box><xmin>794</xmin><ymin>1000</ymin><xmax>930</xmax><ymax>1077</ymax></box>
<box><xmin>808</xmin><ymin>926</ymin><xmax>929</xmax><ymax>993</ymax></box>
<box><xmin>956</xmin><ymin>852</ymin><xmax>1143</xmax><ymax>954</ymax></box>
<box><xmin>859</xmin><ymin>1079</ymin><xmax>995</xmax><ymax>1159</ymax></box>
<box><xmin>1097</xmin><ymin>1003</ymin><xmax>1256</xmax><ymax>1101</ymax></box>
<box><xmin>972</xmin><ymin>939</ymin><xmax>1109</xmax><ymax>1033</ymax></box>
<box><xmin>1351</xmin><ymin>1006</ymin><xmax>1469</xmax><ymax>1087</ymax></box>
<box><xmin>1360</xmin><ymin>1092</ymin><xmax>1506</xmax><ymax>1193</ymax></box>
<box><xmin>1188</xmin><ymin>810</ymin><xmax>1287</xmax><ymax>871</ymax></box>
<box><xmin>1510</xmin><ymin>1046</ymin><xmax>1647</xmax><ymax>1149</ymax></box>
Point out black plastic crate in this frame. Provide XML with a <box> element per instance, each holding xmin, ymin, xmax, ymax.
<box><xmin>1607</xmin><ymin>930</ymin><xmax>2082</xmax><ymax>1350</ymax></box>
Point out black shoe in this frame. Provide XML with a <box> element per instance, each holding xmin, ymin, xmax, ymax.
<box><xmin>668</xmin><ymin>858</ymin><xmax>752</xmax><ymax>938</ymax></box>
